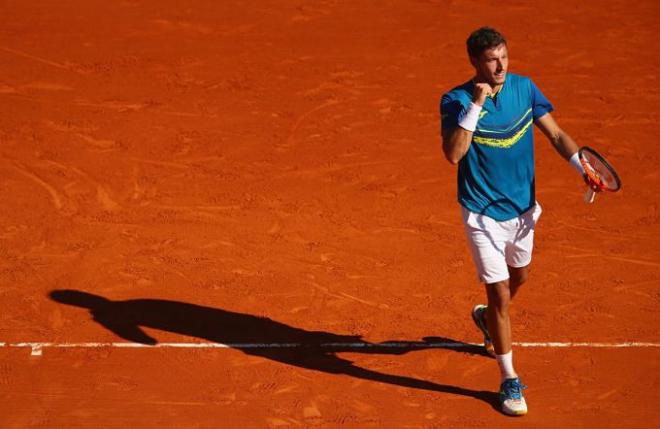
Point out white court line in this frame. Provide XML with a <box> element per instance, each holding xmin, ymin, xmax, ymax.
<box><xmin>2</xmin><ymin>341</ymin><xmax>660</xmax><ymax>357</ymax></box>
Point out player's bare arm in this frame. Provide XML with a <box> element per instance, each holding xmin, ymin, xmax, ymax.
<box><xmin>534</xmin><ymin>112</ymin><xmax>579</xmax><ymax>160</ymax></box>
<box><xmin>442</xmin><ymin>83</ymin><xmax>493</xmax><ymax>164</ymax></box>
<box><xmin>442</xmin><ymin>126</ymin><xmax>472</xmax><ymax>164</ymax></box>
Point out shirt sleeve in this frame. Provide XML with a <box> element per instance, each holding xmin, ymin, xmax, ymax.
<box><xmin>530</xmin><ymin>80</ymin><xmax>554</xmax><ymax>120</ymax></box>
<box><xmin>440</xmin><ymin>93</ymin><xmax>468</xmax><ymax>130</ymax></box>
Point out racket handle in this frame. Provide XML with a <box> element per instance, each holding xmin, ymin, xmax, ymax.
<box><xmin>584</xmin><ymin>188</ymin><xmax>596</xmax><ymax>204</ymax></box>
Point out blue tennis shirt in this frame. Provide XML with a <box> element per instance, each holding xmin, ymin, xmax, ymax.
<box><xmin>441</xmin><ymin>73</ymin><xmax>553</xmax><ymax>221</ymax></box>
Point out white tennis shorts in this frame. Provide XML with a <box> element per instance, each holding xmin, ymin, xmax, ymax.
<box><xmin>461</xmin><ymin>203</ymin><xmax>542</xmax><ymax>284</ymax></box>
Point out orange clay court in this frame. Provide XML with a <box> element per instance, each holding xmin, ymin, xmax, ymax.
<box><xmin>1</xmin><ymin>1</ymin><xmax>659</xmax><ymax>428</ymax></box>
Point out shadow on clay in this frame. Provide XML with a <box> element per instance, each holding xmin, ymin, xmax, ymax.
<box><xmin>49</xmin><ymin>289</ymin><xmax>499</xmax><ymax>410</ymax></box>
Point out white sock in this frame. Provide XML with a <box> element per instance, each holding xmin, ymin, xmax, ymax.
<box><xmin>496</xmin><ymin>350</ymin><xmax>517</xmax><ymax>381</ymax></box>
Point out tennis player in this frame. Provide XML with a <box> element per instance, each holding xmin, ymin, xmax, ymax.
<box><xmin>440</xmin><ymin>27</ymin><xmax>588</xmax><ymax>416</ymax></box>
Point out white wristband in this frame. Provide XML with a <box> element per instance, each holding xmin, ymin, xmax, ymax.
<box><xmin>569</xmin><ymin>152</ymin><xmax>585</xmax><ymax>175</ymax></box>
<box><xmin>457</xmin><ymin>102</ymin><xmax>482</xmax><ymax>132</ymax></box>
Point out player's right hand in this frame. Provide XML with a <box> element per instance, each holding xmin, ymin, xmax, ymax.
<box><xmin>472</xmin><ymin>83</ymin><xmax>493</xmax><ymax>106</ymax></box>
<box><xmin>583</xmin><ymin>174</ymin><xmax>603</xmax><ymax>193</ymax></box>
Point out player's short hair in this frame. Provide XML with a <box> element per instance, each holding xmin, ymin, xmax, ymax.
<box><xmin>467</xmin><ymin>27</ymin><xmax>507</xmax><ymax>58</ymax></box>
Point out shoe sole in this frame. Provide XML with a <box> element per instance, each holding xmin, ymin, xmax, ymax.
<box><xmin>501</xmin><ymin>400</ymin><xmax>528</xmax><ymax>416</ymax></box>
<box><xmin>471</xmin><ymin>305</ymin><xmax>489</xmax><ymax>335</ymax></box>
<box><xmin>502</xmin><ymin>408</ymin><xmax>528</xmax><ymax>416</ymax></box>
<box><xmin>501</xmin><ymin>397</ymin><xmax>528</xmax><ymax>416</ymax></box>
<box><xmin>471</xmin><ymin>305</ymin><xmax>496</xmax><ymax>357</ymax></box>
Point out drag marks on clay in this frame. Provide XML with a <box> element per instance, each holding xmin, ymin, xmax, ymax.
<box><xmin>9</xmin><ymin>161</ymin><xmax>63</xmax><ymax>210</ymax></box>
<box><xmin>41</xmin><ymin>119</ymin><xmax>95</xmax><ymax>134</ymax></box>
<box><xmin>612</xmin><ymin>278</ymin><xmax>659</xmax><ymax>293</ymax></box>
<box><xmin>565</xmin><ymin>254</ymin><xmax>660</xmax><ymax>269</ymax></box>
<box><xmin>20</xmin><ymin>242</ymin><xmax>80</xmax><ymax>261</ymax></box>
<box><xmin>20</xmin><ymin>82</ymin><xmax>73</xmax><ymax>92</ymax></box>
<box><xmin>288</xmin><ymin>0</ymin><xmax>338</xmax><ymax>23</ymax></box>
<box><xmin>142</xmin><ymin>204</ymin><xmax>243</xmax><ymax>224</ymax></box>
<box><xmin>338</xmin><ymin>291</ymin><xmax>389</xmax><ymax>310</ymax></box>
<box><xmin>370</xmin><ymin>226</ymin><xmax>421</xmax><ymax>236</ymax></box>
<box><xmin>372</xmin><ymin>97</ymin><xmax>412</xmax><ymax>116</ymax></box>
<box><xmin>157</xmin><ymin>110</ymin><xmax>220</xmax><ymax>118</ymax></box>
<box><xmin>6</xmin><ymin>390</ymin><xmax>210</xmax><ymax>407</ymax></box>
<box><xmin>130</xmin><ymin>157</ymin><xmax>191</xmax><ymax>170</ymax></box>
<box><xmin>148</xmin><ymin>204</ymin><xmax>241</xmax><ymax>212</ymax></box>
<box><xmin>555</xmin><ymin>296</ymin><xmax>589</xmax><ymax>314</ymax></box>
<box><xmin>0</xmin><ymin>46</ymin><xmax>84</xmax><ymax>74</ymax></box>
<box><xmin>42</xmin><ymin>119</ymin><xmax>120</xmax><ymax>152</ymax></box>
<box><xmin>460</xmin><ymin>359</ymin><xmax>491</xmax><ymax>379</ymax></box>
<box><xmin>50</xmin><ymin>162</ymin><xmax>122</xmax><ymax>212</ymax></box>
<box><xmin>95</xmin><ymin>185</ymin><xmax>121</xmax><ymax>212</ymax></box>
<box><xmin>72</xmin><ymin>100</ymin><xmax>151</xmax><ymax>113</ymax></box>
<box><xmin>7</xmin><ymin>158</ymin><xmax>134</xmax><ymax>217</ymax></box>
<box><xmin>75</xmin><ymin>133</ymin><xmax>118</xmax><ymax>151</ymax></box>
<box><xmin>273</xmin><ymin>160</ymin><xmax>397</xmax><ymax>180</ymax></box>
<box><xmin>279</xmin><ymin>99</ymin><xmax>340</xmax><ymax>151</ymax></box>
<box><xmin>303</xmin><ymin>401</ymin><xmax>323</xmax><ymax>419</ymax></box>
<box><xmin>0</xmin><ymin>82</ymin><xmax>18</xmax><ymax>93</ymax></box>
<box><xmin>0</xmin><ymin>362</ymin><xmax>11</xmax><ymax>386</ymax></box>
<box><xmin>310</xmin><ymin>282</ymin><xmax>389</xmax><ymax>310</ymax></box>
<box><xmin>554</xmin><ymin>244</ymin><xmax>660</xmax><ymax>268</ymax></box>
<box><xmin>596</xmin><ymin>389</ymin><xmax>619</xmax><ymax>401</ymax></box>
<box><xmin>551</xmin><ymin>222</ymin><xmax>651</xmax><ymax>241</ymax></box>
<box><xmin>551</xmin><ymin>50</ymin><xmax>588</xmax><ymax>68</ymax></box>
<box><xmin>266</xmin><ymin>417</ymin><xmax>302</xmax><ymax>427</ymax></box>
<box><xmin>0</xmin><ymin>224</ymin><xmax>28</xmax><ymax>240</ymax></box>
<box><xmin>199</xmin><ymin>240</ymin><xmax>236</xmax><ymax>249</ymax></box>
<box><xmin>0</xmin><ymin>81</ymin><xmax>73</xmax><ymax>94</ymax></box>
<box><xmin>151</xmin><ymin>19</ymin><xmax>213</xmax><ymax>35</ymax></box>
<box><xmin>7</xmin><ymin>93</ymin><xmax>223</xmax><ymax>118</ymax></box>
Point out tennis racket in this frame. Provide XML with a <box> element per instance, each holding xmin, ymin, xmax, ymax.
<box><xmin>579</xmin><ymin>146</ymin><xmax>621</xmax><ymax>203</ymax></box>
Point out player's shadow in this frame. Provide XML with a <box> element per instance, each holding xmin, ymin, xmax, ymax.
<box><xmin>49</xmin><ymin>289</ymin><xmax>498</xmax><ymax>409</ymax></box>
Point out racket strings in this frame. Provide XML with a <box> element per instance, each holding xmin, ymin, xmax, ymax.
<box><xmin>578</xmin><ymin>147</ymin><xmax>621</xmax><ymax>196</ymax></box>
<box><xmin>580</xmin><ymin>158</ymin><xmax>606</xmax><ymax>190</ymax></box>
<box><xmin>580</xmin><ymin>154</ymin><xmax>618</xmax><ymax>191</ymax></box>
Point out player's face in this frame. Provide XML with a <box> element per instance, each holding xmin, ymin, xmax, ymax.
<box><xmin>471</xmin><ymin>43</ymin><xmax>508</xmax><ymax>86</ymax></box>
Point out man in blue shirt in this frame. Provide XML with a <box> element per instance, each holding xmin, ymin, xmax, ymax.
<box><xmin>440</xmin><ymin>27</ymin><xmax>587</xmax><ymax>416</ymax></box>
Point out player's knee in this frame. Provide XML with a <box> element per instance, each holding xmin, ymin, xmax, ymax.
<box><xmin>508</xmin><ymin>265</ymin><xmax>529</xmax><ymax>288</ymax></box>
<box><xmin>486</xmin><ymin>281</ymin><xmax>511</xmax><ymax>312</ymax></box>
<box><xmin>513</xmin><ymin>270</ymin><xmax>528</xmax><ymax>287</ymax></box>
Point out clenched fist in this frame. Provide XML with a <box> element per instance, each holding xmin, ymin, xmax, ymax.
<box><xmin>472</xmin><ymin>83</ymin><xmax>493</xmax><ymax>106</ymax></box>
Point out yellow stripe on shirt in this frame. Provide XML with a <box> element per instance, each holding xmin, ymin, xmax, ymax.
<box><xmin>473</xmin><ymin>119</ymin><xmax>533</xmax><ymax>148</ymax></box>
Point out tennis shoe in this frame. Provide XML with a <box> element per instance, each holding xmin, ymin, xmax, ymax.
<box><xmin>471</xmin><ymin>304</ymin><xmax>495</xmax><ymax>357</ymax></box>
<box><xmin>499</xmin><ymin>377</ymin><xmax>528</xmax><ymax>416</ymax></box>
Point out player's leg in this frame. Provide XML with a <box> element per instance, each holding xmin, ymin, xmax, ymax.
<box><xmin>462</xmin><ymin>208</ymin><xmax>511</xmax><ymax>357</ymax></box>
<box><xmin>484</xmin><ymin>279</ymin><xmax>513</xmax><ymax>357</ymax></box>
<box><xmin>491</xmin><ymin>204</ymin><xmax>541</xmax><ymax>415</ymax></box>
<box><xmin>508</xmin><ymin>264</ymin><xmax>529</xmax><ymax>300</ymax></box>
<box><xmin>484</xmin><ymin>278</ymin><xmax>527</xmax><ymax>415</ymax></box>
<box><xmin>461</xmin><ymin>207</ymin><xmax>528</xmax><ymax>414</ymax></box>
<box><xmin>506</xmin><ymin>203</ymin><xmax>541</xmax><ymax>300</ymax></box>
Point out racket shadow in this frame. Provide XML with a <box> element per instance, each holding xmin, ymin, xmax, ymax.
<box><xmin>49</xmin><ymin>289</ymin><xmax>499</xmax><ymax>410</ymax></box>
